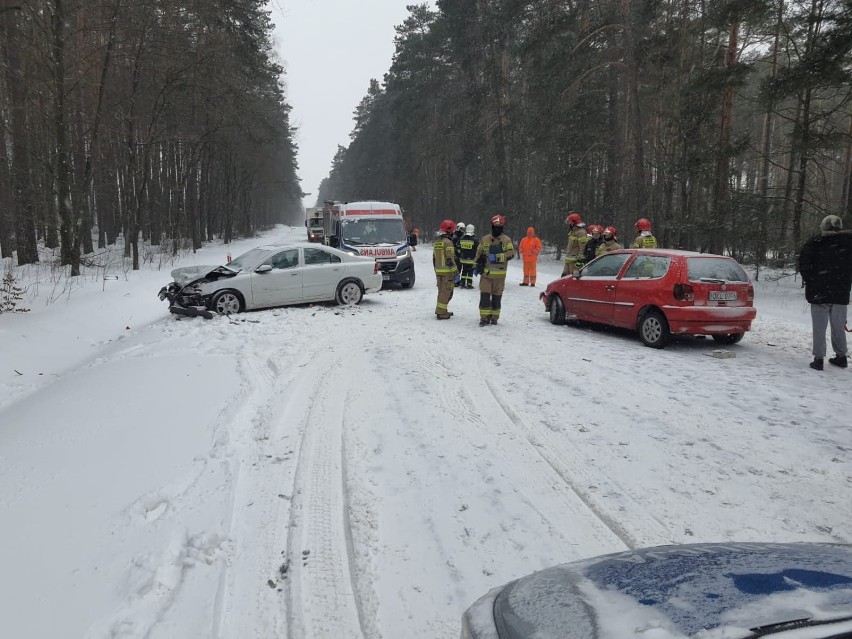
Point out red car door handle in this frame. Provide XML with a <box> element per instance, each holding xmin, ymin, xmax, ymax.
<box><xmin>606</xmin><ymin>285</ymin><xmax>615</xmax><ymax>291</ymax></box>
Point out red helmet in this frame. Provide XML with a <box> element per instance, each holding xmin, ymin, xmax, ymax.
<box><xmin>566</xmin><ymin>212</ymin><xmax>582</xmax><ymax>226</ymax></box>
<box><xmin>589</xmin><ymin>224</ymin><xmax>603</xmax><ymax>235</ymax></box>
<box><xmin>635</xmin><ymin>217</ymin><xmax>652</xmax><ymax>231</ymax></box>
<box><xmin>604</xmin><ymin>226</ymin><xmax>617</xmax><ymax>237</ymax></box>
<box><xmin>491</xmin><ymin>214</ymin><xmax>506</xmax><ymax>226</ymax></box>
<box><xmin>440</xmin><ymin>219</ymin><xmax>455</xmax><ymax>234</ymax></box>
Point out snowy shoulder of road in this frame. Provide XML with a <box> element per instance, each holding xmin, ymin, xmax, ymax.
<box><xmin>1</xmin><ymin>226</ymin><xmax>849</xmax><ymax>639</ymax></box>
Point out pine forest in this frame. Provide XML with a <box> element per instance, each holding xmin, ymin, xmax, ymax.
<box><xmin>318</xmin><ymin>0</ymin><xmax>852</xmax><ymax>267</ymax></box>
<box><xmin>0</xmin><ymin>0</ymin><xmax>303</xmax><ymax>273</ymax></box>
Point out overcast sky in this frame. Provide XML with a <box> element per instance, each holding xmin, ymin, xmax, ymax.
<box><xmin>270</xmin><ymin>1</ymin><xmax>418</xmax><ymax>209</ymax></box>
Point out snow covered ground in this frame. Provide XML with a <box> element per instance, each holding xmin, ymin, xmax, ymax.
<box><xmin>1</xmin><ymin>225</ymin><xmax>850</xmax><ymax>639</ymax></box>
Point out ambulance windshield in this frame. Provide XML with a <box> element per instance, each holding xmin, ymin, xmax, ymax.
<box><xmin>342</xmin><ymin>218</ymin><xmax>406</xmax><ymax>245</ymax></box>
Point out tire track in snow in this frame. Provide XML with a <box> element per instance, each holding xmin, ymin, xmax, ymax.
<box><xmin>212</xmin><ymin>335</ymin><xmax>294</xmax><ymax>639</ymax></box>
<box><xmin>211</xmin><ymin>314</ymin><xmax>339</xmax><ymax>638</ymax></box>
<box><xmin>390</xmin><ymin>342</ymin><xmax>631</xmax><ymax>553</ymax></box>
<box><xmin>390</xmin><ymin>331</ymin><xmax>669</xmax><ymax>552</ymax></box>
<box><xmin>284</xmin><ymin>347</ymin><xmax>365</xmax><ymax>639</ymax></box>
<box><xmin>477</xmin><ymin>367</ymin><xmax>672</xmax><ymax>550</ymax></box>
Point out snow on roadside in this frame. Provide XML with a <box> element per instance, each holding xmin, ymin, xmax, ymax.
<box><xmin>1</xmin><ymin>226</ymin><xmax>850</xmax><ymax>639</ymax></box>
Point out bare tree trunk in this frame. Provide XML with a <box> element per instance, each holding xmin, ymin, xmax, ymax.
<box><xmin>792</xmin><ymin>86</ymin><xmax>812</xmax><ymax>251</ymax></box>
<box><xmin>623</xmin><ymin>0</ymin><xmax>646</xmax><ymax>213</ymax></box>
<box><xmin>488</xmin><ymin>31</ymin><xmax>510</xmax><ymax>210</ymax></box>
<box><xmin>711</xmin><ymin>13</ymin><xmax>740</xmax><ymax>255</ymax></box>
<box><xmin>1</xmin><ymin>5</ymin><xmax>39</xmax><ymax>265</ymax></box>
<box><xmin>604</xmin><ymin>74</ymin><xmax>621</xmax><ymax>215</ymax></box>
<box><xmin>79</xmin><ymin>0</ymin><xmax>121</xmax><ymax>256</ymax></box>
<box><xmin>0</xmin><ymin>113</ymin><xmax>12</xmax><ymax>259</ymax></box>
<box><xmin>779</xmin><ymin>100</ymin><xmax>801</xmax><ymax>254</ymax></box>
<box><xmin>791</xmin><ymin>0</ymin><xmax>824</xmax><ymax>251</ymax></box>
<box><xmin>758</xmin><ymin>0</ymin><xmax>783</xmax><ymax>199</ymax></box>
<box><xmin>52</xmin><ymin>0</ymin><xmax>81</xmax><ymax>275</ymax></box>
<box><xmin>754</xmin><ymin>0</ymin><xmax>784</xmax><ymax>274</ymax></box>
<box><xmin>842</xmin><ymin>114</ymin><xmax>852</xmax><ymax>219</ymax></box>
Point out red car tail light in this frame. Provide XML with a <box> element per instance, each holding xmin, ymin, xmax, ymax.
<box><xmin>673</xmin><ymin>283</ymin><xmax>694</xmax><ymax>301</ymax></box>
<box><xmin>374</xmin><ymin>261</ymin><xmax>380</xmax><ymax>274</ymax></box>
<box><xmin>746</xmin><ymin>285</ymin><xmax>754</xmax><ymax>302</ymax></box>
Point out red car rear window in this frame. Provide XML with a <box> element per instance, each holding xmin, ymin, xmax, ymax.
<box><xmin>687</xmin><ymin>257</ymin><xmax>748</xmax><ymax>282</ymax></box>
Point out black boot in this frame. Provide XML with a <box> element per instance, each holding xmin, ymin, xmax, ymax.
<box><xmin>810</xmin><ymin>357</ymin><xmax>824</xmax><ymax>371</ymax></box>
<box><xmin>829</xmin><ymin>355</ymin><xmax>848</xmax><ymax>368</ymax></box>
<box><xmin>479</xmin><ymin>318</ymin><xmax>489</xmax><ymax>327</ymax></box>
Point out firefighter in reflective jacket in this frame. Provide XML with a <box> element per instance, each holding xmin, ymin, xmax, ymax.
<box><xmin>596</xmin><ymin>226</ymin><xmax>623</xmax><ymax>255</ymax></box>
<box><xmin>562</xmin><ymin>211</ymin><xmax>588</xmax><ymax>276</ymax></box>
<box><xmin>457</xmin><ymin>224</ymin><xmax>479</xmax><ymax>289</ymax></box>
<box><xmin>518</xmin><ymin>226</ymin><xmax>542</xmax><ymax>286</ymax></box>
<box><xmin>433</xmin><ymin>219</ymin><xmax>459</xmax><ymax>319</ymax></box>
<box><xmin>631</xmin><ymin>217</ymin><xmax>658</xmax><ymax>248</ymax></box>
<box><xmin>475</xmin><ymin>215</ymin><xmax>515</xmax><ymax>325</ymax></box>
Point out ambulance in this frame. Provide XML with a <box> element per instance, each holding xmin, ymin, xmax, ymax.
<box><xmin>323</xmin><ymin>200</ymin><xmax>415</xmax><ymax>288</ymax></box>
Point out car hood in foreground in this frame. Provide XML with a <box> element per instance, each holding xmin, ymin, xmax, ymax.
<box><xmin>170</xmin><ymin>265</ymin><xmax>236</xmax><ymax>287</ymax></box>
<box><xmin>465</xmin><ymin>543</ymin><xmax>852</xmax><ymax>639</ymax></box>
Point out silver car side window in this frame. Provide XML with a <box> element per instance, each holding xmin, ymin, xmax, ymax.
<box><xmin>304</xmin><ymin>248</ymin><xmax>340</xmax><ymax>265</ymax></box>
<box><xmin>268</xmin><ymin>249</ymin><xmax>300</xmax><ymax>270</ymax></box>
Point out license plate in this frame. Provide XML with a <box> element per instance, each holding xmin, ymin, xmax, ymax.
<box><xmin>709</xmin><ymin>291</ymin><xmax>737</xmax><ymax>301</ymax></box>
<box><xmin>382</xmin><ymin>274</ymin><xmax>390</xmax><ymax>281</ymax></box>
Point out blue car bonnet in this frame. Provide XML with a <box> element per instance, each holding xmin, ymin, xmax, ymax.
<box><xmin>492</xmin><ymin>543</ymin><xmax>852</xmax><ymax>638</ymax></box>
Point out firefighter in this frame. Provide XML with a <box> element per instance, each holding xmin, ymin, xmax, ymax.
<box><xmin>517</xmin><ymin>226</ymin><xmax>542</xmax><ymax>286</ymax></box>
<box><xmin>475</xmin><ymin>215</ymin><xmax>515</xmax><ymax>325</ymax></box>
<box><xmin>457</xmin><ymin>224</ymin><xmax>479</xmax><ymax>289</ymax></box>
<box><xmin>433</xmin><ymin>219</ymin><xmax>459</xmax><ymax>319</ymax></box>
<box><xmin>631</xmin><ymin>217</ymin><xmax>658</xmax><ymax>248</ymax></box>
<box><xmin>453</xmin><ymin>222</ymin><xmax>466</xmax><ymax>246</ymax></box>
<box><xmin>562</xmin><ymin>211</ymin><xmax>588</xmax><ymax>276</ymax></box>
<box><xmin>596</xmin><ymin>226</ymin><xmax>623</xmax><ymax>255</ymax></box>
<box><xmin>452</xmin><ymin>222</ymin><xmax>466</xmax><ymax>286</ymax></box>
<box><xmin>584</xmin><ymin>225</ymin><xmax>604</xmax><ymax>263</ymax></box>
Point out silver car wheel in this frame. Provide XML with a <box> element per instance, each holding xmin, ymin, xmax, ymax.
<box><xmin>639</xmin><ymin>310</ymin><xmax>670</xmax><ymax>348</ymax></box>
<box><xmin>213</xmin><ymin>291</ymin><xmax>242</xmax><ymax>314</ymax></box>
<box><xmin>337</xmin><ymin>281</ymin><xmax>363</xmax><ymax>305</ymax></box>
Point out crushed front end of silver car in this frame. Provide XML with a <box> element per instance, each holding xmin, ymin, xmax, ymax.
<box><xmin>157</xmin><ymin>265</ymin><xmax>237</xmax><ymax>319</ymax></box>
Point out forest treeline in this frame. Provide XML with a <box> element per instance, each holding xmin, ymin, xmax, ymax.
<box><xmin>318</xmin><ymin>0</ymin><xmax>852</xmax><ymax>266</ymax></box>
<box><xmin>0</xmin><ymin>0</ymin><xmax>303</xmax><ymax>273</ymax></box>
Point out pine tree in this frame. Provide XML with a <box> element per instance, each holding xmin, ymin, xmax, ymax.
<box><xmin>0</xmin><ymin>271</ymin><xmax>29</xmax><ymax>313</ymax></box>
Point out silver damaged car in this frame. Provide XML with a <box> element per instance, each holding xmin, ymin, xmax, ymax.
<box><xmin>158</xmin><ymin>243</ymin><xmax>383</xmax><ymax>317</ymax></box>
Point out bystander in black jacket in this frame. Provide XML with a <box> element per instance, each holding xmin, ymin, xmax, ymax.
<box><xmin>798</xmin><ymin>226</ymin><xmax>852</xmax><ymax>305</ymax></box>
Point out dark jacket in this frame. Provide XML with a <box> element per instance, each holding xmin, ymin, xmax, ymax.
<box><xmin>456</xmin><ymin>234</ymin><xmax>479</xmax><ymax>264</ymax></box>
<box><xmin>584</xmin><ymin>237</ymin><xmax>603</xmax><ymax>263</ymax></box>
<box><xmin>798</xmin><ymin>230</ymin><xmax>852</xmax><ymax>304</ymax></box>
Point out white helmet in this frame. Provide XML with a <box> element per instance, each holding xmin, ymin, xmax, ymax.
<box><xmin>465</xmin><ymin>224</ymin><xmax>475</xmax><ymax>235</ymax></box>
<box><xmin>456</xmin><ymin>222</ymin><xmax>465</xmax><ymax>231</ymax></box>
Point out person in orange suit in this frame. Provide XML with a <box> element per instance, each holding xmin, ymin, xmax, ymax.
<box><xmin>517</xmin><ymin>226</ymin><xmax>543</xmax><ymax>286</ymax></box>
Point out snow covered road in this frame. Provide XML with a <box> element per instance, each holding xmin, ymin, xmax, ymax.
<box><xmin>1</xmin><ymin>226</ymin><xmax>850</xmax><ymax>638</ymax></box>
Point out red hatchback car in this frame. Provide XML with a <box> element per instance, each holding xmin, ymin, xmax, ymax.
<box><xmin>540</xmin><ymin>249</ymin><xmax>757</xmax><ymax>348</ymax></box>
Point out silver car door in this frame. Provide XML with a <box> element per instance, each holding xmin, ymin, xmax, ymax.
<box><xmin>301</xmin><ymin>247</ymin><xmax>344</xmax><ymax>302</ymax></box>
<box><xmin>251</xmin><ymin>248</ymin><xmax>303</xmax><ymax>307</ymax></box>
